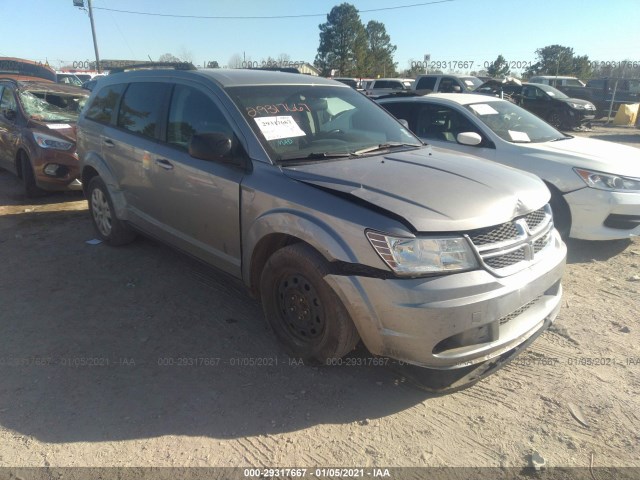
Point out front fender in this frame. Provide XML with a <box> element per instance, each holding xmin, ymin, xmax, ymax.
<box><xmin>242</xmin><ymin>208</ymin><xmax>360</xmax><ymax>284</ymax></box>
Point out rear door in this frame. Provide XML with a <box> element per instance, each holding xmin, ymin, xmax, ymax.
<box><xmin>102</xmin><ymin>81</ymin><xmax>172</xmax><ymax>219</ymax></box>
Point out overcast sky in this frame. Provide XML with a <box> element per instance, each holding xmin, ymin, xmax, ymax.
<box><xmin>2</xmin><ymin>0</ymin><xmax>638</xmax><ymax>74</ymax></box>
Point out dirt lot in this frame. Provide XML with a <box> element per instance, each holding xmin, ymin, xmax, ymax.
<box><xmin>0</xmin><ymin>124</ymin><xmax>639</xmax><ymax>474</ymax></box>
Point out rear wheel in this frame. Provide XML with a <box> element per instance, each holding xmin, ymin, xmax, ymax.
<box><xmin>87</xmin><ymin>176</ymin><xmax>136</xmax><ymax>246</ymax></box>
<box><xmin>20</xmin><ymin>152</ymin><xmax>46</xmax><ymax>198</ymax></box>
<box><xmin>260</xmin><ymin>243</ymin><xmax>360</xmax><ymax>363</ymax></box>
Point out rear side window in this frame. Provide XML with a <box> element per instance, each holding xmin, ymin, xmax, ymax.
<box><xmin>166</xmin><ymin>84</ymin><xmax>233</xmax><ymax>150</ymax></box>
<box><xmin>84</xmin><ymin>83</ymin><xmax>125</xmax><ymax>124</ymax></box>
<box><xmin>0</xmin><ymin>87</ymin><xmax>17</xmax><ymax>112</ymax></box>
<box><xmin>415</xmin><ymin>77</ymin><xmax>436</xmax><ymax>90</ymax></box>
<box><xmin>117</xmin><ymin>82</ymin><xmax>170</xmax><ymax>139</ymax></box>
<box><xmin>381</xmin><ymin>102</ymin><xmax>415</xmax><ymax>127</ymax></box>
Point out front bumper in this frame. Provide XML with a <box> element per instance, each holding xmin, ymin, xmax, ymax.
<box><xmin>33</xmin><ymin>149</ymin><xmax>82</xmax><ymax>191</ymax></box>
<box><xmin>326</xmin><ymin>231</ymin><xmax>566</xmax><ymax>369</ymax></box>
<box><xmin>564</xmin><ymin>187</ymin><xmax>640</xmax><ymax>240</ymax></box>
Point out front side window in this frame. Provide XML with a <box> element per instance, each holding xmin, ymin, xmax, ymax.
<box><xmin>227</xmin><ymin>84</ymin><xmax>421</xmax><ymax>162</ymax></box>
<box><xmin>166</xmin><ymin>84</ymin><xmax>233</xmax><ymax>150</ymax></box>
<box><xmin>85</xmin><ymin>83</ymin><xmax>126</xmax><ymax>124</ymax></box>
<box><xmin>117</xmin><ymin>82</ymin><xmax>170</xmax><ymax>139</ymax></box>
<box><xmin>415</xmin><ymin>104</ymin><xmax>479</xmax><ymax>142</ymax></box>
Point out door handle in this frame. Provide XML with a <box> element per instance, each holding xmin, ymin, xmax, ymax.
<box><xmin>102</xmin><ymin>138</ymin><xmax>115</xmax><ymax>147</ymax></box>
<box><xmin>155</xmin><ymin>158</ymin><xmax>174</xmax><ymax>170</ymax></box>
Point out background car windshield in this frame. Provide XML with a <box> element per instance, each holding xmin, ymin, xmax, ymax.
<box><xmin>227</xmin><ymin>85</ymin><xmax>421</xmax><ymax>161</ymax></box>
<box><xmin>535</xmin><ymin>84</ymin><xmax>569</xmax><ymax>99</ymax></box>
<box><xmin>19</xmin><ymin>90</ymin><xmax>87</xmax><ymax>122</ymax></box>
<box><xmin>466</xmin><ymin>101</ymin><xmax>565</xmax><ymax>143</ymax></box>
<box><xmin>462</xmin><ymin>77</ymin><xmax>483</xmax><ymax>91</ymax></box>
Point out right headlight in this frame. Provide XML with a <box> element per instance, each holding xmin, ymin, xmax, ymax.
<box><xmin>574</xmin><ymin>168</ymin><xmax>640</xmax><ymax>192</ymax></box>
<box><xmin>366</xmin><ymin>231</ymin><xmax>478</xmax><ymax>276</ymax></box>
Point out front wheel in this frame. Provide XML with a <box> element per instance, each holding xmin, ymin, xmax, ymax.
<box><xmin>20</xmin><ymin>152</ymin><xmax>46</xmax><ymax>198</ymax></box>
<box><xmin>260</xmin><ymin>243</ymin><xmax>360</xmax><ymax>363</ymax></box>
<box><xmin>548</xmin><ymin>111</ymin><xmax>564</xmax><ymax>129</ymax></box>
<box><xmin>549</xmin><ymin>191</ymin><xmax>571</xmax><ymax>240</ymax></box>
<box><xmin>87</xmin><ymin>176</ymin><xmax>136</xmax><ymax>246</ymax></box>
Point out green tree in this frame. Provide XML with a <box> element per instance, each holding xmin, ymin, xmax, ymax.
<box><xmin>486</xmin><ymin>54</ymin><xmax>510</xmax><ymax>78</ymax></box>
<box><xmin>525</xmin><ymin>45</ymin><xmax>593</xmax><ymax>79</ymax></box>
<box><xmin>364</xmin><ymin>20</ymin><xmax>397</xmax><ymax>77</ymax></box>
<box><xmin>158</xmin><ymin>53</ymin><xmax>181</xmax><ymax>63</ymax></box>
<box><xmin>315</xmin><ymin>3</ymin><xmax>367</xmax><ymax>77</ymax></box>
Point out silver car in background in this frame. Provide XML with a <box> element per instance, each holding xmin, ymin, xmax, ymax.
<box><xmin>76</xmin><ymin>68</ymin><xmax>566</xmax><ymax>387</ymax></box>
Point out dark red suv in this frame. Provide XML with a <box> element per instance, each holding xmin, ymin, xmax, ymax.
<box><xmin>0</xmin><ymin>78</ymin><xmax>89</xmax><ymax>197</ymax></box>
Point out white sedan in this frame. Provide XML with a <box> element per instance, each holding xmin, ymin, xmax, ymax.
<box><xmin>378</xmin><ymin>94</ymin><xmax>640</xmax><ymax>240</ymax></box>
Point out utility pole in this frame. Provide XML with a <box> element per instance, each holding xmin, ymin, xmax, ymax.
<box><xmin>88</xmin><ymin>0</ymin><xmax>101</xmax><ymax>72</ymax></box>
<box><xmin>74</xmin><ymin>0</ymin><xmax>101</xmax><ymax>72</ymax></box>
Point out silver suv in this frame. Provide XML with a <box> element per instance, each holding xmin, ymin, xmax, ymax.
<box><xmin>77</xmin><ymin>68</ymin><xmax>566</xmax><ymax>380</ymax></box>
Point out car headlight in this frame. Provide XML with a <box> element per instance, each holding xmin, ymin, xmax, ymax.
<box><xmin>33</xmin><ymin>132</ymin><xmax>74</xmax><ymax>151</ymax></box>
<box><xmin>366</xmin><ymin>231</ymin><xmax>478</xmax><ymax>276</ymax></box>
<box><xmin>574</xmin><ymin>168</ymin><xmax>640</xmax><ymax>192</ymax></box>
<box><xmin>568</xmin><ymin>102</ymin><xmax>585</xmax><ymax>109</ymax></box>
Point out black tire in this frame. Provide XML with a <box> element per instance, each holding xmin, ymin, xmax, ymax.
<box><xmin>548</xmin><ymin>190</ymin><xmax>571</xmax><ymax>240</ymax></box>
<box><xmin>87</xmin><ymin>176</ymin><xmax>136</xmax><ymax>246</ymax></box>
<box><xmin>260</xmin><ymin>243</ymin><xmax>360</xmax><ymax>363</ymax></box>
<box><xmin>548</xmin><ymin>111</ymin><xmax>564</xmax><ymax>129</ymax></box>
<box><xmin>20</xmin><ymin>152</ymin><xmax>46</xmax><ymax>198</ymax></box>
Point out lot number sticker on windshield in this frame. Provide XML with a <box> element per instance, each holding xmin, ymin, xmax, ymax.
<box><xmin>508</xmin><ymin>130</ymin><xmax>531</xmax><ymax>142</ymax></box>
<box><xmin>254</xmin><ymin>116</ymin><xmax>306</xmax><ymax>141</ymax></box>
<box><xmin>469</xmin><ymin>104</ymin><xmax>499</xmax><ymax>115</ymax></box>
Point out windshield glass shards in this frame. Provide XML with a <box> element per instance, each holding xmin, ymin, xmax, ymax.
<box><xmin>19</xmin><ymin>90</ymin><xmax>87</xmax><ymax>122</ymax></box>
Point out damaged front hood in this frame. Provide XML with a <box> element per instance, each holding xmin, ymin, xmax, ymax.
<box><xmin>283</xmin><ymin>146</ymin><xmax>549</xmax><ymax>232</ymax></box>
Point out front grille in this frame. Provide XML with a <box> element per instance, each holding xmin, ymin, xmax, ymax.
<box><xmin>467</xmin><ymin>205</ymin><xmax>554</xmax><ymax>275</ymax></box>
<box><xmin>524</xmin><ymin>208</ymin><xmax>547</xmax><ymax>232</ymax></box>
<box><xmin>534</xmin><ymin>233</ymin><xmax>551</xmax><ymax>254</ymax></box>
<box><xmin>485</xmin><ymin>248</ymin><xmax>526</xmax><ymax>269</ymax></box>
<box><xmin>499</xmin><ymin>295</ymin><xmax>543</xmax><ymax>325</ymax></box>
<box><xmin>469</xmin><ymin>222</ymin><xmax>519</xmax><ymax>246</ymax></box>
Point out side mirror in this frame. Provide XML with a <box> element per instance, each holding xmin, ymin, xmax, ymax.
<box><xmin>452</xmin><ymin>85</ymin><xmax>462</xmax><ymax>93</ymax></box>
<box><xmin>188</xmin><ymin>132</ymin><xmax>232</xmax><ymax>162</ymax></box>
<box><xmin>457</xmin><ymin>132</ymin><xmax>482</xmax><ymax>146</ymax></box>
<box><xmin>397</xmin><ymin>118</ymin><xmax>409</xmax><ymax>129</ymax></box>
<box><xmin>3</xmin><ymin>109</ymin><xmax>16</xmax><ymax>121</ymax></box>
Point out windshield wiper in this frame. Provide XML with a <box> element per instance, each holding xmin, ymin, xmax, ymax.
<box><xmin>280</xmin><ymin>152</ymin><xmax>353</xmax><ymax>162</ymax></box>
<box><xmin>353</xmin><ymin>142</ymin><xmax>422</xmax><ymax>156</ymax></box>
<box><xmin>550</xmin><ymin>136</ymin><xmax>572</xmax><ymax>142</ymax></box>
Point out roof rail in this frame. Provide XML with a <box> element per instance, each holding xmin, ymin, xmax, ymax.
<box><xmin>108</xmin><ymin>62</ymin><xmax>196</xmax><ymax>74</ymax></box>
<box><xmin>247</xmin><ymin>67</ymin><xmax>301</xmax><ymax>74</ymax></box>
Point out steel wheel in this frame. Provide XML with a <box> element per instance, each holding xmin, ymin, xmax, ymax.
<box><xmin>277</xmin><ymin>273</ymin><xmax>326</xmax><ymax>342</ymax></box>
<box><xmin>91</xmin><ymin>187</ymin><xmax>112</xmax><ymax>237</ymax></box>
<box><xmin>260</xmin><ymin>243</ymin><xmax>360</xmax><ymax>362</ymax></box>
<box><xmin>86</xmin><ymin>176</ymin><xmax>136</xmax><ymax>246</ymax></box>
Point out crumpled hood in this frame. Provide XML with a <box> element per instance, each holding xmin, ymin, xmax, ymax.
<box><xmin>283</xmin><ymin>146</ymin><xmax>549</xmax><ymax>232</ymax></box>
<box><xmin>517</xmin><ymin>136</ymin><xmax>640</xmax><ymax>177</ymax></box>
